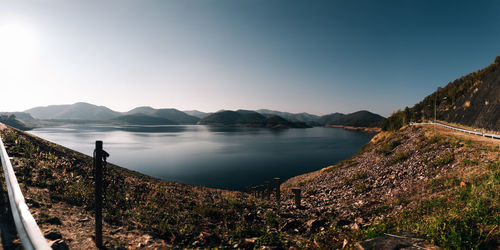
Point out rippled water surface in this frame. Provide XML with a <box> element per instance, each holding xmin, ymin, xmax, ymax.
<box><xmin>30</xmin><ymin>125</ymin><xmax>372</xmax><ymax>190</ymax></box>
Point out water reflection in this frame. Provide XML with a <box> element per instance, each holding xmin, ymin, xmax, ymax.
<box><xmin>30</xmin><ymin>125</ymin><xmax>373</xmax><ymax>190</ymax></box>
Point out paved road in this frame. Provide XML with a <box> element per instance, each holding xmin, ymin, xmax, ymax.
<box><xmin>411</xmin><ymin>122</ymin><xmax>500</xmax><ymax>140</ymax></box>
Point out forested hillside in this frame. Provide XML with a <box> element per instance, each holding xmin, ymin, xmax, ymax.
<box><xmin>383</xmin><ymin>56</ymin><xmax>500</xmax><ymax>131</ymax></box>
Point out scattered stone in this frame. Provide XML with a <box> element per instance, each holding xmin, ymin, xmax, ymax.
<box><xmin>355</xmin><ymin>231</ymin><xmax>437</xmax><ymax>250</ymax></box>
<box><xmin>25</xmin><ymin>198</ymin><xmax>40</xmax><ymax>208</ymax></box>
<box><xmin>281</xmin><ymin>219</ymin><xmax>302</xmax><ymax>233</ymax></box>
<box><xmin>240</xmin><ymin>237</ymin><xmax>258</xmax><ymax>249</ymax></box>
<box><xmin>306</xmin><ymin>218</ymin><xmax>327</xmax><ymax>233</ymax></box>
<box><xmin>349</xmin><ymin>223</ymin><xmax>360</xmax><ymax>230</ymax></box>
<box><xmin>50</xmin><ymin>239</ymin><xmax>69</xmax><ymax>250</ymax></box>
<box><xmin>46</xmin><ymin>216</ymin><xmax>62</xmax><ymax>225</ymax></box>
<box><xmin>44</xmin><ymin>230</ymin><xmax>62</xmax><ymax>240</ymax></box>
<box><xmin>192</xmin><ymin>231</ymin><xmax>220</xmax><ymax>246</ymax></box>
<box><xmin>355</xmin><ymin>217</ymin><xmax>364</xmax><ymax>224</ymax></box>
<box><xmin>244</xmin><ymin>212</ymin><xmax>257</xmax><ymax>222</ymax></box>
<box><xmin>77</xmin><ymin>217</ymin><xmax>90</xmax><ymax>223</ymax></box>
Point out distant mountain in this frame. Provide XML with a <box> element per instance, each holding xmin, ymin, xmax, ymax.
<box><xmin>256</xmin><ymin>109</ymin><xmax>319</xmax><ymax>122</ymax></box>
<box><xmin>383</xmin><ymin>56</ymin><xmax>500</xmax><ymax>131</ymax></box>
<box><xmin>183</xmin><ymin>110</ymin><xmax>211</xmax><ymax>119</ymax></box>
<box><xmin>264</xmin><ymin>115</ymin><xmax>310</xmax><ymax>128</ymax></box>
<box><xmin>198</xmin><ymin>110</ymin><xmax>310</xmax><ymax>128</ymax></box>
<box><xmin>316</xmin><ymin>111</ymin><xmax>384</xmax><ymax>127</ymax></box>
<box><xmin>112</xmin><ymin>114</ymin><xmax>176</xmax><ymax>125</ymax></box>
<box><xmin>126</xmin><ymin>107</ymin><xmax>199</xmax><ymax>124</ymax></box>
<box><xmin>25</xmin><ymin>102</ymin><xmax>122</xmax><ymax>120</ymax></box>
<box><xmin>315</xmin><ymin>112</ymin><xmax>345</xmax><ymax>125</ymax></box>
<box><xmin>126</xmin><ymin>106</ymin><xmax>157</xmax><ymax>116</ymax></box>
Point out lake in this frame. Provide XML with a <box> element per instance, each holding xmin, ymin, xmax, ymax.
<box><xmin>29</xmin><ymin>125</ymin><xmax>373</xmax><ymax>190</ymax></box>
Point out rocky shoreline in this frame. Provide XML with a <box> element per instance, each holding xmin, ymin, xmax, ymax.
<box><xmin>326</xmin><ymin>124</ymin><xmax>382</xmax><ymax>134</ymax></box>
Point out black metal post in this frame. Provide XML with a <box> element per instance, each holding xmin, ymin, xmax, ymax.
<box><xmin>274</xmin><ymin>177</ymin><xmax>280</xmax><ymax>206</ymax></box>
<box><xmin>265</xmin><ymin>181</ymin><xmax>271</xmax><ymax>200</ymax></box>
<box><xmin>94</xmin><ymin>141</ymin><xmax>103</xmax><ymax>248</ymax></box>
<box><xmin>292</xmin><ymin>188</ymin><xmax>301</xmax><ymax>208</ymax></box>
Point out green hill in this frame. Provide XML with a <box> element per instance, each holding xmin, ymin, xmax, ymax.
<box><xmin>316</xmin><ymin>111</ymin><xmax>384</xmax><ymax>127</ymax></box>
<box><xmin>256</xmin><ymin>109</ymin><xmax>319</xmax><ymax>123</ymax></box>
<box><xmin>198</xmin><ymin>110</ymin><xmax>310</xmax><ymax>128</ymax></box>
<box><xmin>25</xmin><ymin>102</ymin><xmax>122</xmax><ymax>120</ymax></box>
<box><xmin>126</xmin><ymin>107</ymin><xmax>200</xmax><ymax>124</ymax></box>
<box><xmin>112</xmin><ymin>114</ymin><xmax>177</xmax><ymax>125</ymax></box>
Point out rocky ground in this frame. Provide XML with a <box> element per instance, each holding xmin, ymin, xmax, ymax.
<box><xmin>0</xmin><ymin>123</ymin><xmax>498</xmax><ymax>249</ymax></box>
<box><xmin>279</xmin><ymin>125</ymin><xmax>499</xmax><ymax>248</ymax></box>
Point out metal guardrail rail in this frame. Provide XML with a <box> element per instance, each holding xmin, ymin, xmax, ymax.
<box><xmin>411</xmin><ymin>122</ymin><xmax>500</xmax><ymax>140</ymax></box>
<box><xmin>0</xmin><ymin>138</ymin><xmax>51</xmax><ymax>250</ymax></box>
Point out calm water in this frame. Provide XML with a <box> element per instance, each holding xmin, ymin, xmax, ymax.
<box><xmin>29</xmin><ymin>125</ymin><xmax>372</xmax><ymax>190</ymax></box>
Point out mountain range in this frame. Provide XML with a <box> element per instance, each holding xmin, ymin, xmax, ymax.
<box><xmin>1</xmin><ymin>102</ymin><xmax>385</xmax><ymax>130</ymax></box>
<box><xmin>198</xmin><ymin>110</ymin><xmax>310</xmax><ymax>128</ymax></box>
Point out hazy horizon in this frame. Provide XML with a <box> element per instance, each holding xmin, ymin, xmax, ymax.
<box><xmin>12</xmin><ymin>101</ymin><xmax>381</xmax><ymax>117</ymax></box>
<box><xmin>1</xmin><ymin>0</ymin><xmax>499</xmax><ymax>117</ymax></box>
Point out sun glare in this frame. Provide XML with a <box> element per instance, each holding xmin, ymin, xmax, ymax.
<box><xmin>0</xmin><ymin>22</ymin><xmax>39</xmax><ymax>74</ymax></box>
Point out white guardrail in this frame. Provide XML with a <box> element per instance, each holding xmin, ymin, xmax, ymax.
<box><xmin>411</xmin><ymin>122</ymin><xmax>500</xmax><ymax>140</ymax></box>
<box><xmin>0</xmin><ymin>138</ymin><xmax>51</xmax><ymax>250</ymax></box>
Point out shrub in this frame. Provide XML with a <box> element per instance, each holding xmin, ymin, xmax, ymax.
<box><xmin>254</xmin><ymin>231</ymin><xmax>284</xmax><ymax>248</ymax></box>
<box><xmin>429</xmin><ymin>152</ymin><xmax>454</xmax><ymax>168</ymax></box>
<box><xmin>391</xmin><ymin>152</ymin><xmax>409</xmax><ymax>163</ymax></box>
<box><xmin>376</xmin><ymin>143</ymin><xmax>392</xmax><ymax>156</ymax></box>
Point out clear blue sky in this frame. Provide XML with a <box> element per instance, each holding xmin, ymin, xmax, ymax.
<box><xmin>1</xmin><ymin>0</ymin><xmax>499</xmax><ymax>116</ymax></box>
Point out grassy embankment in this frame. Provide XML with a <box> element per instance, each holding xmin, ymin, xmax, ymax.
<box><xmin>0</xmin><ymin>125</ymin><xmax>286</xmax><ymax>248</ymax></box>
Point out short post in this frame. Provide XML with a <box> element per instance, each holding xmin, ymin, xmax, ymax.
<box><xmin>265</xmin><ymin>181</ymin><xmax>271</xmax><ymax>200</ymax></box>
<box><xmin>273</xmin><ymin>177</ymin><xmax>280</xmax><ymax>206</ymax></box>
<box><xmin>94</xmin><ymin>141</ymin><xmax>109</xmax><ymax>249</ymax></box>
<box><xmin>94</xmin><ymin>141</ymin><xmax>103</xmax><ymax>248</ymax></box>
<box><xmin>292</xmin><ymin>188</ymin><xmax>301</xmax><ymax>208</ymax></box>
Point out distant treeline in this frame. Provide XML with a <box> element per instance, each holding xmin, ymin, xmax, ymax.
<box><xmin>0</xmin><ymin>114</ymin><xmax>32</xmax><ymax>130</ymax></box>
<box><xmin>382</xmin><ymin>56</ymin><xmax>500</xmax><ymax>131</ymax></box>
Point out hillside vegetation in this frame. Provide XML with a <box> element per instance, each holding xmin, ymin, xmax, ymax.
<box><xmin>316</xmin><ymin>110</ymin><xmax>385</xmax><ymax>127</ymax></box>
<box><xmin>383</xmin><ymin>56</ymin><xmax>500</xmax><ymax>131</ymax></box>
<box><xmin>199</xmin><ymin>110</ymin><xmax>310</xmax><ymax>128</ymax></box>
<box><xmin>0</xmin><ymin>114</ymin><xmax>32</xmax><ymax>130</ymax></box>
<box><xmin>256</xmin><ymin>109</ymin><xmax>319</xmax><ymax>123</ymax></box>
<box><xmin>111</xmin><ymin>114</ymin><xmax>177</xmax><ymax>125</ymax></box>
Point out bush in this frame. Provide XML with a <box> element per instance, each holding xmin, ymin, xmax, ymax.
<box><xmin>254</xmin><ymin>231</ymin><xmax>284</xmax><ymax>248</ymax></box>
<box><xmin>429</xmin><ymin>152</ymin><xmax>454</xmax><ymax>168</ymax></box>
<box><xmin>391</xmin><ymin>152</ymin><xmax>409</xmax><ymax>163</ymax></box>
